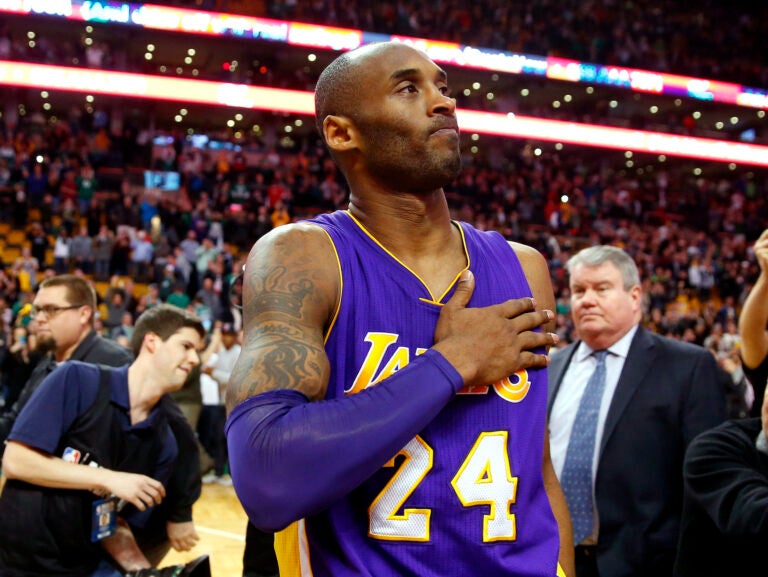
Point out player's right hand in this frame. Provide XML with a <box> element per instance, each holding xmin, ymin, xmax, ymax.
<box><xmin>432</xmin><ymin>270</ymin><xmax>557</xmax><ymax>388</ymax></box>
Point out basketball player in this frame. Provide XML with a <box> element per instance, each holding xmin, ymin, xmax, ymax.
<box><xmin>226</xmin><ymin>42</ymin><xmax>574</xmax><ymax>577</ymax></box>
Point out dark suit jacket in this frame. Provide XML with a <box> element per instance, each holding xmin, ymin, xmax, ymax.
<box><xmin>548</xmin><ymin>327</ymin><xmax>727</xmax><ymax>577</ymax></box>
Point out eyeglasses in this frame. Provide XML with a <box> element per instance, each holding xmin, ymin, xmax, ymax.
<box><xmin>30</xmin><ymin>304</ymin><xmax>82</xmax><ymax>318</ymax></box>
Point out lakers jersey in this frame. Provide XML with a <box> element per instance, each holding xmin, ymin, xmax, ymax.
<box><xmin>276</xmin><ymin>210</ymin><xmax>560</xmax><ymax>577</ymax></box>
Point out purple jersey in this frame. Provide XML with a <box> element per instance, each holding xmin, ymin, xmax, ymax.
<box><xmin>275</xmin><ymin>210</ymin><xmax>559</xmax><ymax>577</ymax></box>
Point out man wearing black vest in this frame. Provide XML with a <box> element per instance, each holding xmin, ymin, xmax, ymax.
<box><xmin>0</xmin><ymin>274</ymin><xmax>203</xmax><ymax>562</ymax></box>
<box><xmin>0</xmin><ymin>304</ymin><xmax>204</xmax><ymax>576</ymax></box>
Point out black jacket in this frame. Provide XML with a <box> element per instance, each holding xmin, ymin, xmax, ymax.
<box><xmin>674</xmin><ymin>418</ymin><xmax>768</xmax><ymax>576</ymax></box>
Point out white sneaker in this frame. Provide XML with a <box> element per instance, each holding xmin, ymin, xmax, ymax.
<box><xmin>201</xmin><ymin>471</ymin><xmax>218</xmax><ymax>484</ymax></box>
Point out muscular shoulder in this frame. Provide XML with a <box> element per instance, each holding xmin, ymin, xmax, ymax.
<box><xmin>228</xmin><ymin>223</ymin><xmax>338</xmax><ymax>407</ymax></box>
<box><xmin>247</xmin><ymin>222</ymin><xmax>340</xmax><ymax>316</ymax></box>
<box><xmin>508</xmin><ymin>240</ymin><xmax>547</xmax><ymax>264</ymax></box>
<box><xmin>507</xmin><ymin>241</ymin><xmax>555</xmax><ymax>316</ymax></box>
<box><xmin>256</xmin><ymin>220</ymin><xmax>337</xmax><ymax>255</ymax></box>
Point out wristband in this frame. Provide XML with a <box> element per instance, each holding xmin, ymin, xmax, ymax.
<box><xmin>225</xmin><ymin>348</ymin><xmax>463</xmax><ymax>531</ymax></box>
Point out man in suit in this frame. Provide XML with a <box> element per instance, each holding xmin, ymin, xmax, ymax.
<box><xmin>547</xmin><ymin>245</ymin><xmax>726</xmax><ymax>577</ymax></box>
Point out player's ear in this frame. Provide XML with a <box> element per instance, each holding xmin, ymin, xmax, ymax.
<box><xmin>323</xmin><ymin>115</ymin><xmax>359</xmax><ymax>153</ymax></box>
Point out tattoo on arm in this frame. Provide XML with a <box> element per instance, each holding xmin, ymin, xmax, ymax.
<box><xmin>248</xmin><ymin>266</ymin><xmax>314</xmax><ymax>319</ymax></box>
<box><xmin>227</xmin><ymin>262</ymin><xmax>332</xmax><ymax>410</ymax></box>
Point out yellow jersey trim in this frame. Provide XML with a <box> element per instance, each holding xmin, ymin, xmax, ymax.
<box><xmin>305</xmin><ymin>224</ymin><xmax>343</xmax><ymax>345</ymax></box>
<box><xmin>345</xmin><ymin>210</ymin><xmax>470</xmax><ymax>304</ymax></box>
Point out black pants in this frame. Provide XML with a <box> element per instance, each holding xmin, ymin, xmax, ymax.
<box><xmin>243</xmin><ymin>521</ymin><xmax>278</xmax><ymax>577</ymax></box>
<box><xmin>197</xmin><ymin>404</ymin><xmax>227</xmax><ymax>475</ymax></box>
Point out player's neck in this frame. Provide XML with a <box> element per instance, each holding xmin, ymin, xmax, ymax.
<box><xmin>348</xmin><ymin>190</ymin><xmax>454</xmax><ymax>258</ymax></box>
<box><xmin>348</xmin><ymin>193</ymin><xmax>467</xmax><ymax>297</ymax></box>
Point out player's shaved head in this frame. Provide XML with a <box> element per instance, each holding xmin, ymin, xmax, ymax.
<box><xmin>314</xmin><ymin>42</ymin><xmax>424</xmax><ymax>138</ymax></box>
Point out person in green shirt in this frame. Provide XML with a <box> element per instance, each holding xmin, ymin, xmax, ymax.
<box><xmin>76</xmin><ymin>163</ymin><xmax>98</xmax><ymax>216</ymax></box>
<box><xmin>166</xmin><ymin>282</ymin><xmax>191</xmax><ymax>310</ymax></box>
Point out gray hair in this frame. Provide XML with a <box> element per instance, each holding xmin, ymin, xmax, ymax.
<box><xmin>566</xmin><ymin>245</ymin><xmax>640</xmax><ymax>290</ymax></box>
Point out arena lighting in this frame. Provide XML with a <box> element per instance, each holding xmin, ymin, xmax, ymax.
<box><xmin>1</xmin><ymin>60</ymin><xmax>767</xmax><ymax>168</ymax></box>
<box><xmin>1</xmin><ymin>1</ymin><xmax>766</xmax><ymax>110</ymax></box>
<box><xmin>459</xmin><ymin>111</ymin><xmax>768</xmax><ymax>168</ymax></box>
<box><xmin>0</xmin><ymin>60</ymin><xmax>314</xmax><ymax>112</ymax></box>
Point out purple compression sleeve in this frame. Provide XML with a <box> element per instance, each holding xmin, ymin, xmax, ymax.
<box><xmin>225</xmin><ymin>348</ymin><xmax>464</xmax><ymax>531</ymax></box>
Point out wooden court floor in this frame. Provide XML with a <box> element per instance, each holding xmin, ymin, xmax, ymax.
<box><xmin>161</xmin><ymin>483</ymin><xmax>250</xmax><ymax>577</ymax></box>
